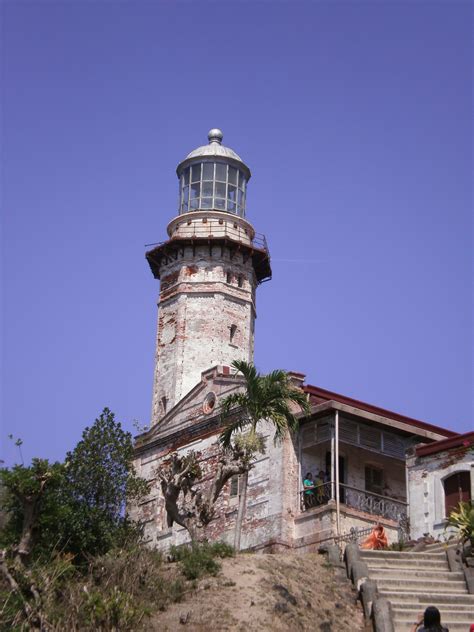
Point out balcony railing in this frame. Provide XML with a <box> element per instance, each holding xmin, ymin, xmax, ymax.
<box><xmin>341</xmin><ymin>484</ymin><xmax>407</xmax><ymax>523</ymax></box>
<box><xmin>299</xmin><ymin>482</ymin><xmax>408</xmax><ymax>524</ymax></box>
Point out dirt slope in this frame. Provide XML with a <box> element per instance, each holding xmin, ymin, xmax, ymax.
<box><xmin>152</xmin><ymin>552</ymin><xmax>366</xmax><ymax>632</ymax></box>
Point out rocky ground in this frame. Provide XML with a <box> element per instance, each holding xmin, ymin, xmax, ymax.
<box><xmin>151</xmin><ymin>551</ymin><xmax>367</xmax><ymax>632</ymax></box>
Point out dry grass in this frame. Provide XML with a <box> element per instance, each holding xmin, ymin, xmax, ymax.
<box><xmin>1</xmin><ymin>546</ymin><xmax>366</xmax><ymax>632</ymax></box>
<box><xmin>152</xmin><ymin>551</ymin><xmax>366</xmax><ymax>632</ymax></box>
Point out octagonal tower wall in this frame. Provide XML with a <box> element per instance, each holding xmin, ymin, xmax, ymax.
<box><xmin>151</xmin><ymin>243</ymin><xmax>257</xmax><ymax>424</ymax></box>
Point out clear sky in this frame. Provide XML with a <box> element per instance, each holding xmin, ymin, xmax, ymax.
<box><xmin>1</xmin><ymin>1</ymin><xmax>472</xmax><ymax>466</ymax></box>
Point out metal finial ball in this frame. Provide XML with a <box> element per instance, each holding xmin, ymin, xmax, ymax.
<box><xmin>208</xmin><ymin>128</ymin><xmax>223</xmax><ymax>144</ymax></box>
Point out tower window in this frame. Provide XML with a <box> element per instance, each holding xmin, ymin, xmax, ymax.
<box><xmin>161</xmin><ymin>396</ymin><xmax>168</xmax><ymax>414</ymax></box>
<box><xmin>229</xmin><ymin>324</ymin><xmax>237</xmax><ymax>342</ymax></box>
<box><xmin>226</xmin><ymin>271</ymin><xmax>232</xmax><ymax>284</ymax></box>
<box><xmin>237</xmin><ymin>275</ymin><xmax>244</xmax><ymax>288</ymax></box>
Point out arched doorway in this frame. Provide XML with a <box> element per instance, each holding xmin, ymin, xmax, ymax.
<box><xmin>443</xmin><ymin>471</ymin><xmax>471</xmax><ymax>516</ymax></box>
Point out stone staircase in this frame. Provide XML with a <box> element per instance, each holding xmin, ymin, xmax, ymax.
<box><xmin>360</xmin><ymin>543</ymin><xmax>474</xmax><ymax>632</ymax></box>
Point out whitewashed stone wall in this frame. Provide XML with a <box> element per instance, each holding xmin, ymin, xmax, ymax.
<box><xmin>407</xmin><ymin>443</ymin><xmax>474</xmax><ymax>540</ymax></box>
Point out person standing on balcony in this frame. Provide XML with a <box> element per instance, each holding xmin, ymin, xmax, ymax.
<box><xmin>303</xmin><ymin>472</ymin><xmax>315</xmax><ymax>509</ymax></box>
<box><xmin>315</xmin><ymin>470</ymin><xmax>326</xmax><ymax>504</ymax></box>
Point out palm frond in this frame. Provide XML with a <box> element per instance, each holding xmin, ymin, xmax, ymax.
<box><xmin>219</xmin><ymin>360</ymin><xmax>310</xmax><ymax>448</ymax></box>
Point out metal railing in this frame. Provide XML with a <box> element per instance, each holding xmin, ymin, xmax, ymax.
<box><xmin>147</xmin><ymin>220</ymin><xmax>270</xmax><ymax>255</ymax></box>
<box><xmin>340</xmin><ymin>483</ymin><xmax>408</xmax><ymax>523</ymax></box>
<box><xmin>299</xmin><ymin>482</ymin><xmax>407</xmax><ymax>524</ymax></box>
<box><xmin>333</xmin><ymin>525</ymin><xmax>374</xmax><ymax>545</ymax></box>
<box><xmin>300</xmin><ymin>481</ymin><xmax>333</xmax><ymax>511</ymax></box>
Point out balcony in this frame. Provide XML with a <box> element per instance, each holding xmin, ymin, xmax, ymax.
<box><xmin>299</xmin><ymin>482</ymin><xmax>408</xmax><ymax>524</ymax></box>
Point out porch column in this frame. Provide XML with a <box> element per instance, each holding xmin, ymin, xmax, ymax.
<box><xmin>335</xmin><ymin>410</ymin><xmax>340</xmax><ymax>536</ymax></box>
<box><xmin>330</xmin><ymin>420</ymin><xmax>335</xmax><ymax>501</ymax></box>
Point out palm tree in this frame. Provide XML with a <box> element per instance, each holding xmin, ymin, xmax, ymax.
<box><xmin>220</xmin><ymin>360</ymin><xmax>311</xmax><ymax>550</ymax></box>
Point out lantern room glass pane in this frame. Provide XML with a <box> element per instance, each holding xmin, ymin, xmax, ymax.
<box><xmin>202</xmin><ymin>162</ymin><xmax>214</xmax><ymax>180</ymax></box>
<box><xmin>228</xmin><ymin>166</ymin><xmax>237</xmax><ymax>185</ymax></box>
<box><xmin>190</xmin><ymin>182</ymin><xmax>200</xmax><ymax>199</ymax></box>
<box><xmin>238</xmin><ymin>171</ymin><xmax>246</xmax><ymax>190</ymax></box>
<box><xmin>215</xmin><ymin>182</ymin><xmax>226</xmax><ymax>198</ymax></box>
<box><xmin>215</xmin><ymin>163</ymin><xmax>227</xmax><ymax>182</ymax></box>
<box><xmin>202</xmin><ymin>181</ymin><xmax>213</xmax><ymax>197</ymax></box>
<box><xmin>215</xmin><ymin>198</ymin><xmax>225</xmax><ymax>210</ymax></box>
<box><xmin>190</xmin><ymin>197</ymin><xmax>199</xmax><ymax>210</ymax></box>
<box><xmin>191</xmin><ymin>164</ymin><xmax>202</xmax><ymax>182</ymax></box>
<box><xmin>201</xmin><ymin>198</ymin><xmax>212</xmax><ymax>208</ymax></box>
<box><xmin>182</xmin><ymin>185</ymin><xmax>189</xmax><ymax>205</ymax></box>
<box><xmin>183</xmin><ymin>168</ymin><xmax>190</xmax><ymax>185</ymax></box>
<box><xmin>228</xmin><ymin>199</ymin><xmax>236</xmax><ymax>212</ymax></box>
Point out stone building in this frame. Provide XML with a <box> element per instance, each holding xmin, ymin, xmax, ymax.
<box><xmin>132</xmin><ymin>130</ymin><xmax>460</xmax><ymax>551</ymax></box>
<box><xmin>407</xmin><ymin>431</ymin><xmax>473</xmax><ymax>541</ymax></box>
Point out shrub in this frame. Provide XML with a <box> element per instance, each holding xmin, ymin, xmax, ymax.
<box><xmin>0</xmin><ymin>546</ymin><xmax>185</xmax><ymax>631</ymax></box>
<box><xmin>169</xmin><ymin>541</ymin><xmax>233</xmax><ymax>580</ymax></box>
<box><xmin>445</xmin><ymin>501</ymin><xmax>474</xmax><ymax>546</ymax></box>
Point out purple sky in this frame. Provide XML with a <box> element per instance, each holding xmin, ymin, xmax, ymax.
<box><xmin>2</xmin><ymin>2</ymin><xmax>472</xmax><ymax>466</ymax></box>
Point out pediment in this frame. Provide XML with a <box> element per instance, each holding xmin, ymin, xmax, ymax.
<box><xmin>136</xmin><ymin>365</ymin><xmax>245</xmax><ymax>449</ymax></box>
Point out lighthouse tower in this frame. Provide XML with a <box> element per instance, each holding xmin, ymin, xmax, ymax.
<box><xmin>146</xmin><ymin>129</ymin><xmax>271</xmax><ymax>426</ymax></box>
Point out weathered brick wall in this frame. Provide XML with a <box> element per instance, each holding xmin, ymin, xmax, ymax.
<box><xmin>407</xmin><ymin>444</ymin><xmax>474</xmax><ymax>540</ymax></box>
<box><xmin>151</xmin><ymin>245</ymin><xmax>257</xmax><ymax>425</ymax></box>
<box><xmin>131</xmin><ymin>420</ymin><xmax>287</xmax><ymax>551</ymax></box>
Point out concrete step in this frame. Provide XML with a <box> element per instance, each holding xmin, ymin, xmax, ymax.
<box><xmin>379</xmin><ymin>590</ymin><xmax>474</xmax><ymax>605</ymax></box>
<box><xmin>360</xmin><ymin>550</ymin><xmax>447</xmax><ymax>561</ymax></box>
<box><xmin>363</xmin><ymin>557</ymin><xmax>449</xmax><ymax>570</ymax></box>
<box><xmin>395</xmin><ymin>622</ymin><xmax>473</xmax><ymax>632</ymax></box>
<box><xmin>393</xmin><ymin>607</ymin><xmax>474</xmax><ymax>621</ymax></box>
<box><xmin>369</xmin><ymin>568</ymin><xmax>464</xmax><ymax>581</ymax></box>
<box><xmin>375</xmin><ymin>578</ymin><xmax>467</xmax><ymax>593</ymax></box>
<box><xmin>424</xmin><ymin>541</ymin><xmax>457</xmax><ymax>551</ymax></box>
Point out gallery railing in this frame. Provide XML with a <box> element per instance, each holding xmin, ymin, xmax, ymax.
<box><xmin>340</xmin><ymin>483</ymin><xmax>408</xmax><ymax>523</ymax></box>
<box><xmin>299</xmin><ymin>482</ymin><xmax>408</xmax><ymax>523</ymax></box>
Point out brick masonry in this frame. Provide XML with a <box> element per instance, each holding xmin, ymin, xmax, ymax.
<box><xmin>151</xmin><ymin>244</ymin><xmax>257</xmax><ymax>426</ymax></box>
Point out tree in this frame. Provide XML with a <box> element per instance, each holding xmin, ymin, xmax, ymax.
<box><xmin>0</xmin><ymin>409</ymin><xmax>149</xmax><ymax>629</ymax></box>
<box><xmin>63</xmin><ymin>407</ymin><xmax>149</xmax><ymax>557</ymax></box>
<box><xmin>220</xmin><ymin>360</ymin><xmax>311</xmax><ymax>550</ymax></box>
<box><xmin>0</xmin><ymin>408</ymin><xmax>149</xmax><ymax>562</ymax></box>
<box><xmin>157</xmin><ymin>436</ymin><xmax>259</xmax><ymax>542</ymax></box>
<box><xmin>0</xmin><ymin>459</ymin><xmax>65</xmax><ymax>629</ymax></box>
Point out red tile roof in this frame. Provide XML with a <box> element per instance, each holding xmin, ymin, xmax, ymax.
<box><xmin>415</xmin><ymin>431</ymin><xmax>474</xmax><ymax>457</ymax></box>
<box><xmin>303</xmin><ymin>383</ymin><xmax>457</xmax><ymax>439</ymax></box>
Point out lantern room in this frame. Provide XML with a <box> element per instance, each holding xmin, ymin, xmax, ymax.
<box><xmin>176</xmin><ymin>129</ymin><xmax>251</xmax><ymax>217</ymax></box>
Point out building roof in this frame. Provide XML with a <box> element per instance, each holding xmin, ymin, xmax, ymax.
<box><xmin>176</xmin><ymin>129</ymin><xmax>251</xmax><ymax>179</ymax></box>
<box><xmin>303</xmin><ymin>383</ymin><xmax>457</xmax><ymax>439</ymax></box>
<box><xmin>415</xmin><ymin>430</ymin><xmax>474</xmax><ymax>457</ymax></box>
